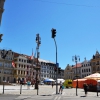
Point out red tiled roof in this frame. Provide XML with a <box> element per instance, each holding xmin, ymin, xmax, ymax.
<box><xmin>72</xmin><ymin>63</ymin><xmax>82</xmax><ymax>68</ymax></box>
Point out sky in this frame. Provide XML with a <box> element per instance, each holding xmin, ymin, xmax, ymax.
<box><xmin>0</xmin><ymin>0</ymin><xmax>100</xmax><ymax>69</ymax></box>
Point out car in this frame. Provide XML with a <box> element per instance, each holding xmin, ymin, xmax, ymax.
<box><xmin>40</xmin><ymin>81</ymin><xmax>44</xmax><ymax>85</ymax></box>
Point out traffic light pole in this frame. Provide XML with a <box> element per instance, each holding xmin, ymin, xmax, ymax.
<box><xmin>54</xmin><ymin>38</ymin><xmax>58</xmax><ymax>94</ymax></box>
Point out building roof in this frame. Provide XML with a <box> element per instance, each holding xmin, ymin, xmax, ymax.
<box><xmin>38</xmin><ymin>58</ymin><xmax>55</xmax><ymax>63</ymax></box>
<box><xmin>72</xmin><ymin>63</ymin><xmax>82</xmax><ymax>68</ymax></box>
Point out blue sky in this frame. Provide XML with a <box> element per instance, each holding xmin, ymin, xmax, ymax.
<box><xmin>0</xmin><ymin>0</ymin><xmax>100</xmax><ymax>69</ymax></box>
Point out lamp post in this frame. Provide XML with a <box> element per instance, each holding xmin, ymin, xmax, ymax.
<box><xmin>34</xmin><ymin>33</ymin><xmax>41</xmax><ymax>95</ymax></box>
<box><xmin>72</xmin><ymin>55</ymin><xmax>80</xmax><ymax>96</ymax></box>
<box><xmin>51</xmin><ymin>28</ymin><xmax>58</xmax><ymax>94</ymax></box>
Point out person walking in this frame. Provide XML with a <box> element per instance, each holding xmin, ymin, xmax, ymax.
<box><xmin>59</xmin><ymin>81</ymin><xmax>63</xmax><ymax>94</ymax></box>
<box><xmin>83</xmin><ymin>83</ymin><xmax>88</xmax><ymax>97</ymax></box>
<box><xmin>27</xmin><ymin>80</ymin><xmax>31</xmax><ymax>90</ymax></box>
<box><xmin>52</xmin><ymin>82</ymin><xmax>54</xmax><ymax>88</ymax></box>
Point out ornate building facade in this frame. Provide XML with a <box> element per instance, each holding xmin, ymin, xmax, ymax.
<box><xmin>64</xmin><ymin>64</ymin><xmax>73</xmax><ymax>80</ymax></box>
<box><xmin>91</xmin><ymin>51</ymin><xmax>100</xmax><ymax>74</ymax></box>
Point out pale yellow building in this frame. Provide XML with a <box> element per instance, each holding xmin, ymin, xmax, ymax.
<box><xmin>64</xmin><ymin>64</ymin><xmax>73</xmax><ymax>80</ymax></box>
<box><xmin>91</xmin><ymin>51</ymin><xmax>100</xmax><ymax>74</ymax></box>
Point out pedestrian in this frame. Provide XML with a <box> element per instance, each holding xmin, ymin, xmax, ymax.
<box><xmin>52</xmin><ymin>82</ymin><xmax>54</xmax><ymax>88</ymax></box>
<box><xmin>59</xmin><ymin>81</ymin><xmax>63</xmax><ymax>94</ymax></box>
<box><xmin>83</xmin><ymin>83</ymin><xmax>88</xmax><ymax>97</ymax></box>
<box><xmin>27</xmin><ymin>80</ymin><xmax>31</xmax><ymax>89</ymax></box>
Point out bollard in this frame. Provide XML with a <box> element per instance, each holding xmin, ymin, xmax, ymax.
<box><xmin>97</xmin><ymin>84</ymin><xmax>99</xmax><ymax>96</ymax></box>
<box><xmin>3</xmin><ymin>82</ymin><xmax>4</xmax><ymax>94</ymax></box>
<box><xmin>20</xmin><ymin>84</ymin><xmax>22</xmax><ymax>94</ymax></box>
<box><xmin>97</xmin><ymin>90</ymin><xmax>98</xmax><ymax>96</ymax></box>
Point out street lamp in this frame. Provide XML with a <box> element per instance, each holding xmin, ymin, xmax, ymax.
<box><xmin>72</xmin><ymin>55</ymin><xmax>80</xmax><ymax>96</ymax></box>
<box><xmin>34</xmin><ymin>33</ymin><xmax>41</xmax><ymax>95</ymax></box>
<box><xmin>51</xmin><ymin>28</ymin><xmax>58</xmax><ymax>94</ymax></box>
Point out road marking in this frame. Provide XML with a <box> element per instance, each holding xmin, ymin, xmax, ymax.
<box><xmin>54</xmin><ymin>96</ymin><xmax>58</xmax><ymax>100</ymax></box>
<box><xmin>54</xmin><ymin>96</ymin><xmax>61</xmax><ymax>100</ymax></box>
<box><xmin>57</xmin><ymin>96</ymin><xmax>61</xmax><ymax>100</ymax></box>
<box><xmin>52</xmin><ymin>91</ymin><xmax>55</xmax><ymax>95</ymax></box>
<box><xmin>62</xmin><ymin>92</ymin><xmax>65</xmax><ymax>95</ymax></box>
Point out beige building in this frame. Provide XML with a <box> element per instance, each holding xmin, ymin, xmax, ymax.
<box><xmin>64</xmin><ymin>64</ymin><xmax>73</xmax><ymax>80</ymax></box>
<box><xmin>13</xmin><ymin>52</ymin><xmax>41</xmax><ymax>84</ymax></box>
<box><xmin>13</xmin><ymin>52</ymin><xmax>35</xmax><ymax>83</ymax></box>
<box><xmin>91</xmin><ymin>51</ymin><xmax>100</xmax><ymax>74</ymax></box>
<box><xmin>0</xmin><ymin>49</ymin><xmax>14</xmax><ymax>83</ymax></box>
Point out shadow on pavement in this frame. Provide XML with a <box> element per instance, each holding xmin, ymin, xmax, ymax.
<box><xmin>40</xmin><ymin>95</ymin><xmax>52</xmax><ymax>96</ymax></box>
<box><xmin>80</xmin><ymin>96</ymin><xmax>86</xmax><ymax>97</ymax></box>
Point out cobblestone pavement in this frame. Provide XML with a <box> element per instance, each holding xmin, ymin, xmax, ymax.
<box><xmin>0</xmin><ymin>85</ymin><xmax>100</xmax><ymax>100</ymax></box>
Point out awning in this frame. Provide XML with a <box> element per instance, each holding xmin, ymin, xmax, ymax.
<box><xmin>43</xmin><ymin>78</ymin><xmax>52</xmax><ymax>82</ymax></box>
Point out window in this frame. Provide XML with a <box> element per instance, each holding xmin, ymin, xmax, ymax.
<box><xmin>24</xmin><ymin>65</ymin><xmax>25</xmax><ymax>68</ymax></box>
<box><xmin>97</xmin><ymin>61</ymin><xmax>99</xmax><ymax>65</ymax></box>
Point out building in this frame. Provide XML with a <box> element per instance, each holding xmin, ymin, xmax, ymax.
<box><xmin>0</xmin><ymin>49</ymin><xmax>64</xmax><ymax>83</ymax></box>
<box><xmin>91</xmin><ymin>51</ymin><xmax>100</xmax><ymax>74</ymax></box>
<box><xmin>0</xmin><ymin>49</ymin><xmax>14</xmax><ymax>83</ymax></box>
<box><xmin>13</xmin><ymin>52</ymin><xmax>36</xmax><ymax>83</ymax></box>
<box><xmin>39</xmin><ymin>59</ymin><xmax>56</xmax><ymax>81</ymax></box>
<box><xmin>81</xmin><ymin>58</ymin><xmax>92</xmax><ymax>78</ymax></box>
<box><xmin>0</xmin><ymin>0</ymin><xmax>5</xmax><ymax>25</ymax></box>
<box><xmin>72</xmin><ymin>63</ymin><xmax>82</xmax><ymax>79</ymax></box>
<box><xmin>64</xmin><ymin>64</ymin><xmax>74</xmax><ymax>80</ymax></box>
<box><xmin>58</xmin><ymin>69</ymin><xmax>64</xmax><ymax>79</ymax></box>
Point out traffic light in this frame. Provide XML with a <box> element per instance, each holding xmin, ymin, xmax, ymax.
<box><xmin>1</xmin><ymin>50</ymin><xmax>8</xmax><ymax>59</ymax></box>
<box><xmin>54</xmin><ymin>66</ymin><xmax>57</xmax><ymax>72</ymax></box>
<box><xmin>51</xmin><ymin>28</ymin><xmax>56</xmax><ymax>38</ymax></box>
<box><xmin>0</xmin><ymin>34</ymin><xmax>3</xmax><ymax>42</ymax></box>
<box><xmin>58</xmin><ymin>67</ymin><xmax>61</xmax><ymax>74</ymax></box>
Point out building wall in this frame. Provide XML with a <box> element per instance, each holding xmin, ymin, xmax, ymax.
<box><xmin>91</xmin><ymin>51</ymin><xmax>100</xmax><ymax>74</ymax></box>
<box><xmin>0</xmin><ymin>49</ymin><xmax>14</xmax><ymax>83</ymax></box>
<box><xmin>13</xmin><ymin>54</ymin><xmax>35</xmax><ymax>83</ymax></box>
<box><xmin>64</xmin><ymin>64</ymin><xmax>73</xmax><ymax>80</ymax></box>
<box><xmin>81</xmin><ymin>59</ymin><xmax>92</xmax><ymax>78</ymax></box>
<box><xmin>72</xmin><ymin>63</ymin><xmax>82</xmax><ymax>79</ymax></box>
<box><xmin>39</xmin><ymin>59</ymin><xmax>56</xmax><ymax>81</ymax></box>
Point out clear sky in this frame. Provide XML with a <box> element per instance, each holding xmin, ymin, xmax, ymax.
<box><xmin>0</xmin><ymin>0</ymin><xmax>100</xmax><ymax>69</ymax></box>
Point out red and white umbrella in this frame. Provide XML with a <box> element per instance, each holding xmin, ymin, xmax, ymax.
<box><xmin>84</xmin><ymin>73</ymin><xmax>100</xmax><ymax>80</ymax></box>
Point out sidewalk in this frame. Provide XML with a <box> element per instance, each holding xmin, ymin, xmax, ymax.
<box><xmin>0</xmin><ymin>85</ymin><xmax>100</xmax><ymax>98</ymax></box>
<box><xmin>0</xmin><ymin>85</ymin><xmax>55</xmax><ymax>95</ymax></box>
